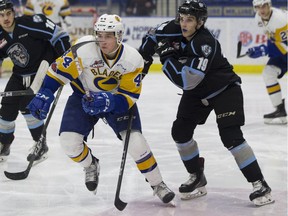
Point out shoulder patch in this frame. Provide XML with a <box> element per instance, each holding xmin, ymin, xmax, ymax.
<box><xmin>201</xmin><ymin>44</ymin><xmax>212</xmax><ymax>57</ymax></box>
<box><xmin>33</xmin><ymin>15</ymin><xmax>43</xmax><ymax>23</ymax></box>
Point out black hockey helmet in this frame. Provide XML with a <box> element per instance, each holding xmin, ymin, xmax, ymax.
<box><xmin>176</xmin><ymin>0</ymin><xmax>208</xmax><ymax>24</ymax></box>
<box><xmin>0</xmin><ymin>0</ymin><xmax>14</xmax><ymax>11</ymax></box>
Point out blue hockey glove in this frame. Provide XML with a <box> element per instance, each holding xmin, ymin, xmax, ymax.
<box><xmin>28</xmin><ymin>88</ymin><xmax>55</xmax><ymax>120</ymax></box>
<box><xmin>82</xmin><ymin>92</ymin><xmax>115</xmax><ymax>116</ymax></box>
<box><xmin>155</xmin><ymin>38</ymin><xmax>178</xmax><ymax>64</ymax></box>
<box><xmin>247</xmin><ymin>44</ymin><xmax>268</xmax><ymax>58</ymax></box>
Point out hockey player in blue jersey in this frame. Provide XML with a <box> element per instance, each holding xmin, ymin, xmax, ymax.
<box><xmin>247</xmin><ymin>0</ymin><xmax>287</xmax><ymax>124</ymax></box>
<box><xmin>27</xmin><ymin>14</ymin><xmax>175</xmax><ymax>205</ymax></box>
<box><xmin>0</xmin><ymin>0</ymin><xmax>70</xmax><ymax>163</ymax></box>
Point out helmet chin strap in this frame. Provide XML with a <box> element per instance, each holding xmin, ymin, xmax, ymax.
<box><xmin>105</xmin><ymin>43</ymin><xmax>121</xmax><ymax>58</ymax></box>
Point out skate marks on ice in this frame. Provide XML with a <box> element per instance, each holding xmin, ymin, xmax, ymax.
<box><xmin>0</xmin><ymin>75</ymin><xmax>287</xmax><ymax>216</ymax></box>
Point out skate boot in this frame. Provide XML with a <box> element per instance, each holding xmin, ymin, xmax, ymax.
<box><xmin>0</xmin><ymin>143</ymin><xmax>11</xmax><ymax>162</ymax></box>
<box><xmin>27</xmin><ymin>137</ymin><xmax>49</xmax><ymax>164</ymax></box>
<box><xmin>249</xmin><ymin>179</ymin><xmax>275</xmax><ymax>206</ymax></box>
<box><xmin>179</xmin><ymin>157</ymin><xmax>207</xmax><ymax>200</ymax></box>
<box><xmin>152</xmin><ymin>181</ymin><xmax>175</xmax><ymax>204</ymax></box>
<box><xmin>84</xmin><ymin>157</ymin><xmax>100</xmax><ymax>194</ymax></box>
<box><xmin>264</xmin><ymin>99</ymin><xmax>287</xmax><ymax>124</ymax></box>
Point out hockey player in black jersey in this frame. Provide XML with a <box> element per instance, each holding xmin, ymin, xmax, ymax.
<box><xmin>140</xmin><ymin>0</ymin><xmax>274</xmax><ymax>207</ymax></box>
<box><xmin>139</xmin><ymin>18</ymin><xmax>182</xmax><ymax>79</ymax></box>
<box><xmin>0</xmin><ymin>0</ymin><xmax>70</xmax><ymax>163</ymax></box>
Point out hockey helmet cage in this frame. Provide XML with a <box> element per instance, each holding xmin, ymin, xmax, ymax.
<box><xmin>0</xmin><ymin>0</ymin><xmax>13</xmax><ymax>11</ymax></box>
<box><xmin>177</xmin><ymin>0</ymin><xmax>208</xmax><ymax>24</ymax></box>
<box><xmin>252</xmin><ymin>0</ymin><xmax>272</xmax><ymax>7</ymax></box>
<box><xmin>94</xmin><ymin>14</ymin><xmax>124</xmax><ymax>44</ymax></box>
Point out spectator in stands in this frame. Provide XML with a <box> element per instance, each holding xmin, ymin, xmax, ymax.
<box><xmin>24</xmin><ymin>0</ymin><xmax>73</xmax><ymax>33</ymax></box>
<box><xmin>126</xmin><ymin>0</ymin><xmax>156</xmax><ymax>16</ymax></box>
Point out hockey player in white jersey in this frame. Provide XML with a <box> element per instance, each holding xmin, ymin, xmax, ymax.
<box><xmin>27</xmin><ymin>14</ymin><xmax>175</xmax><ymax>205</ymax></box>
<box><xmin>24</xmin><ymin>0</ymin><xmax>73</xmax><ymax>32</ymax></box>
<box><xmin>247</xmin><ymin>0</ymin><xmax>287</xmax><ymax>124</ymax></box>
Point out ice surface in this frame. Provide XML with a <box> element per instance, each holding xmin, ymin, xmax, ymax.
<box><xmin>0</xmin><ymin>73</ymin><xmax>287</xmax><ymax>216</ymax></box>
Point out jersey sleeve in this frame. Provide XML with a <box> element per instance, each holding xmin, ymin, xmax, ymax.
<box><xmin>59</xmin><ymin>0</ymin><xmax>72</xmax><ymax>17</ymax></box>
<box><xmin>113</xmin><ymin>50</ymin><xmax>143</xmax><ymax>113</ymax></box>
<box><xmin>162</xmin><ymin>32</ymin><xmax>216</xmax><ymax>90</ymax></box>
<box><xmin>42</xmin><ymin>49</ymin><xmax>82</xmax><ymax>92</ymax></box>
<box><xmin>23</xmin><ymin>0</ymin><xmax>35</xmax><ymax>15</ymax></box>
<box><xmin>20</xmin><ymin>14</ymin><xmax>70</xmax><ymax>56</ymax></box>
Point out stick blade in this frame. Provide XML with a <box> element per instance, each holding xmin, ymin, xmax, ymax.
<box><xmin>4</xmin><ymin>170</ymin><xmax>29</xmax><ymax>180</ymax></box>
<box><xmin>237</xmin><ymin>41</ymin><xmax>242</xmax><ymax>58</ymax></box>
<box><xmin>30</xmin><ymin>60</ymin><xmax>49</xmax><ymax>94</ymax></box>
<box><xmin>114</xmin><ymin>198</ymin><xmax>127</xmax><ymax>211</ymax></box>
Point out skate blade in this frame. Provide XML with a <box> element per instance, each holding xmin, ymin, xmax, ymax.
<box><xmin>252</xmin><ymin>193</ymin><xmax>275</xmax><ymax>207</ymax></box>
<box><xmin>264</xmin><ymin>117</ymin><xmax>287</xmax><ymax>125</ymax></box>
<box><xmin>167</xmin><ymin>200</ymin><xmax>176</xmax><ymax>207</ymax></box>
<box><xmin>91</xmin><ymin>188</ymin><xmax>98</xmax><ymax>195</ymax></box>
<box><xmin>180</xmin><ymin>186</ymin><xmax>207</xmax><ymax>200</ymax></box>
<box><xmin>32</xmin><ymin>154</ymin><xmax>48</xmax><ymax>166</ymax></box>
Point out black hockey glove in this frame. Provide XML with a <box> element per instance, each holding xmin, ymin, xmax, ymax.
<box><xmin>155</xmin><ymin>38</ymin><xmax>178</xmax><ymax>64</ymax></box>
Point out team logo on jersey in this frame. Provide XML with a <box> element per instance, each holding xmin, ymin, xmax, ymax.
<box><xmin>40</xmin><ymin>2</ymin><xmax>55</xmax><ymax>16</ymax></box>
<box><xmin>7</xmin><ymin>43</ymin><xmax>30</xmax><ymax>67</ymax></box>
<box><xmin>201</xmin><ymin>44</ymin><xmax>212</xmax><ymax>57</ymax></box>
<box><xmin>33</xmin><ymin>15</ymin><xmax>43</xmax><ymax>23</ymax></box>
<box><xmin>94</xmin><ymin>77</ymin><xmax>118</xmax><ymax>91</ymax></box>
<box><xmin>0</xmin><ymin>38</ymin><xmax>7</xmax><ymax>49</ymax></box>
<box><xmin>90</xmin><ymin>60</ymin><xmax>104</xmax><ymax>68</ymax></box>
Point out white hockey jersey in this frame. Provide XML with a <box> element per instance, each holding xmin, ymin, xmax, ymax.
<box><xmin>47</xmin><ymin>35</ymin><xmax>144</xmax><ymax>108</ymax></box>
<box><xmin>24</xmin><ymin>0</ymin><xmax>71</xmax><ymax>25</ymax></box>
<box><xmin>255</xmin><ymin>7</ymin><xmax>288</xmax><ymax>54</ymax></box>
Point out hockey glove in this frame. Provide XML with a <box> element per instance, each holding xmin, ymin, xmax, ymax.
<box><xmin>28</xmin><ymin>88</ymin><xmax>55</xmax><ymax>120</ymax></box>
<box><xmin>155</xmin><ymin>38</ymin><xmax>178</xmax><ymax>64</ymax></box>
<box><xmin>82</xmin><ymin>92</ymin><xmax>115</xmax><ymax>116</ymax></box>
<box><xmin>247</xmin><ymin>44</ymin><xmax>268</xmax><ymax>58</ymax></box>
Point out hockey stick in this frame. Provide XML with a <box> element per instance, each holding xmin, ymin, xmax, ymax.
<box><xmin>70</xmin><ymin>40</ymin><xmax>96</xmax><ymax>99</ymax></box>
<box><xmin>4</xmin><ymin>86</ymin><xmax>63</xmax><ymax>180</ymax></box>
<box><xmin>114</xmin><ymin>106</ymin><xmax>134</xmax><ymax>211</ymax></box>
<box><xmin>236</xmin><ymin>41</ymin><xmax>248</xmax><ymax>58</ymax></box>
<box><xmin>0</xmin><ymin>60</ymin><xmax>49</xmax><ymax>97</ymax></box>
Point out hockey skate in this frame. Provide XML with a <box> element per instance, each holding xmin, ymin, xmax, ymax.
<box><xmin>152</xmin><ymin>181</ymin><xmax>176</xmax><ymax>205</ymax></box>
<box><xmin>249</xmin><ymin>179</ymin><xmax>274</xmax><ymax>206</ymax></box>
<box><xmin>264</xmin><ymin>99</ymin><xmax>287</xmax><ymax>125</ymax></box>
<box><xmin>27</xmin><ymin>138</ymin><xmax>48</xmax><ymax>165</ymax></box>
<box><xmin>84</xmin><ymin>157</ymin><xmax>100</xmax><ymax>194</ymax></box>
<box><xmin>0</xmin><ymin>143</ymin><xmax>11</xmax><ymax>162</ymax></box>
<box><xmin>179</xmin><ymin>157</ymin><xmax>207</xmax><ymax>200</ymax></box>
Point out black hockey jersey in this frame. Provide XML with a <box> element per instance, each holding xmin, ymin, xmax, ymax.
<box><xmin>162</xmin><ymin>26</ymin><xmax>241</xmax><ymax>99</ymax></box>
<box><xmin>139</xmin><ymin>19</ymin><xmax>182</xmax><ymax>76</ymax></box>
<box><xmin>0</xmin><ymin>14</ymin><xmax>70</xmax><ymax>76</ymax></box>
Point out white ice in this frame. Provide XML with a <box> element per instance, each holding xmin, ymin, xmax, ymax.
<box><xmin>0</xmin><ymin>73</ymin><xmax>287</xmax><ymax>216</ymax></box>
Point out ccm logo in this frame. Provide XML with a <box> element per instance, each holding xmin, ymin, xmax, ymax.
<box><xmin>217</xmin><ymin>111</ymin><xmax>236</xmax><ymax>119</ymax></box>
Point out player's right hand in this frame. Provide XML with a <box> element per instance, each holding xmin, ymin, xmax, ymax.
<box><xmin>28</xmin><ymin>88</ymin><xmax>55</xmax><ymax>120</ymax></box>
<box><xmin>247</xmin><ymin>44</ymin><xmax>268</xmax><ymax>58</ymax></box>
<box><xmin>155</xmin><ymin>39</ymin><xmax>178</xmax><ymax>64</ymax></box>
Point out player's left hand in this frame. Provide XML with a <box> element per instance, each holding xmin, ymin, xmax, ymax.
<box><xmin>82</xmin><ymin>92</ymin><xmax>115</xmax><ymax>115</ymax></box>
<box><xmin>155</xmin><ymin>38</ymin><xmax>178</xmax><ymax>64</ymax></box>
<box><xmin>247</xmin><ymin>44</ymin><xmax>268</xmax><ymax>58</ymax></box>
